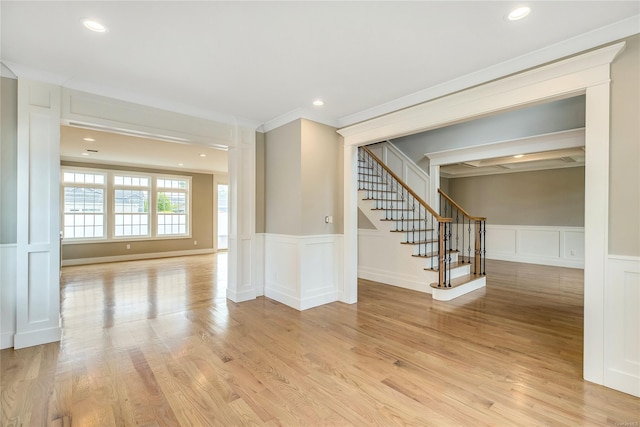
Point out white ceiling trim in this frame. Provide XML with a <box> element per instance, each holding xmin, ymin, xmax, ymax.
<box><xmin>427</xmin><ymin>128</ymin><xmax>586</xmax><ymax>166</ymax></box>
<box><xmin>260</xmin><ymin>107</ymin><xmax>340</xmax><ymax>133</ymax></box>
<box><xmin>337</xmin><ymin>15</ymin><xmax>639</xmax><ymax>128</ymax></box>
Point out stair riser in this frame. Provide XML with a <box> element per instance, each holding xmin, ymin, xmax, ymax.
<box><xmin>421</xmin><ymin>251</ymin><xmax>459</xmax><ymax>265</ymax></box>
<box><xmin>358</xmin><ymin>183</ymin><xmax>391</xmax><ymax>192</ymax></box>
<box><xmin>425</xmin><ymin>261</ymin><xmax>470</xmax><ymax>280</ymax></box>
<box><xmin>375</xmin><ymin>210</ymin><xmax>425</xmax><ymax>221</ymax></box>
<box><xmin>409</xmin><ymin>242</ymin><xmax>438</xmax><ymax>255</ymax></box>
<box><xmin>402</xmin><ymin>231</ymin><xmax>437</xmax><ymax>242</ymax></box>
<box><xmin>366</xmin><ymin>200</ymin><xmax>414</xmax><ymax>210</ymax></box>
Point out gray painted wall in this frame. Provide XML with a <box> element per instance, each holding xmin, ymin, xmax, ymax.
<box><xmin>264</xmin><ymin>119</ymin><xmax>343</xmax><ymax>236</ymax></box>
<box><xmin>610</xmin><ymin>34</ymin><xmax>640</xmax><ymax>256</ymax></box>
<box><xmin>448</xmin><ymin>167</ymin><xmax>585</xmax><ymax>227</ymax></box>
<box><xmin>391</xmin><ymin>95</ymin><xmax>586</xmax><ymax>172</ymax></box>
<box><xmin>301</xmin><ymin>120</ymin><xmax>343</xmax><ymax>235</ymax></box>
<box><xmin>61</xmin><ymin>161</ymin><xmax>214</xmax><ymax>261</ymax></box>
<box><xmin>265</xmin><ymin>120</ymin><xmax>302</xmax><ymax>235</ymax></box>
<box><xmin>1</xmin><ymin>76</ymin><xmax>17</xmax><ymax>244</ymax></box>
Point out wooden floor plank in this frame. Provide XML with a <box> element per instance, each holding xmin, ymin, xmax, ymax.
<box><xmin>1</xmin><ymin>255</ymin><xmax>639</xmax><ymax>426</ymax></box>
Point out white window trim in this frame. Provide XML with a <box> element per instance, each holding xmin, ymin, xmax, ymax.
<box><xmin>61</xmin><ymin>166</ymin><xmax>192</xmax><ymax>244</ymax></box>
<box><xmin>61</xmin><ymin>168</ymin><xmax>108</xmax><ymax>242</ymax></box>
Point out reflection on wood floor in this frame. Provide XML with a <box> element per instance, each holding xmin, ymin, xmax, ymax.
<box><xmin>1</xmin><ymin>255</ymin><xmax>639</xmax><ymax>426</ymax></box>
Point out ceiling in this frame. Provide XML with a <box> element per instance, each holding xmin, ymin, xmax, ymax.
<box><xmin>440</xmin><ymin>147</ymin><xmax>585</xmax><ymax>178</ymax></box>
<box><xmin>60</xmin><ymin>125</ymin><xmax>228</xmax><ymax>174</ymax></box>
<box><xmin>2</xmin><ymin>1</ymin><xmax>639</xmax><ymax>132</ymax></box>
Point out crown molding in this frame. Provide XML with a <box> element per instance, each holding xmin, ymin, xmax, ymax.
<box><xmin>337</xmin><ymin>15</ymin><xmax>640</xmax><ymax>128</ymax></box>
<box><xmin>259</xmin><ymin>108</ymin><xmax>339</xmax><ymax>133</ymax></box>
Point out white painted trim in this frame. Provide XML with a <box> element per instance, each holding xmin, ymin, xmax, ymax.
<box><xmin>604</xmin><ymin>256</ymin><xmax>640</xmax><ymax>397</ymax></box>
<box><xmin>253</xmin><ymin>233</ymin><xmax>265</xmax><ymax>297</ymax></box>
<box><xmin>340</xmin><ymin>42</ymin><xmax>625</xmax><ymax>392</ymax></box>
<box><xmin>1</xmin><ymin>244</ymin><xmax>17</xmax><ymax>349</ymax></box>
<box><xmin>338</xmin><ymin>43</ymin><xmax>623</xmax><ymax>145</ymax></box>
<box><xmin>14</xmin><ymin>326</ymin><xmax>61</xmax><ymax>350</ymax></box>
<box><xmin>358</xmin><ymin>266</ymin><xmax>433</xmax><ymax>294</ymax></box>
<box><xmin>61</xmin><ymin>248</ymin><xmax>214</xmax><ymax>266</ymax></box>
<box><xmin>337</xmin><ymin>17</ymin><xmax>639</xmax><ymax>127</ymax></box>
<box><xmin>431</xmin><ymin>277</ymin><xmax>486</xmax><ymax>302</ymax></box>
<box><xmin>485</xmin><ymin>224</ymin><xmax>585</xmax><ymax>269</ymax></box>
<box><xmin>60</xmin><ymin>88</ymin><xmax>241</xmax><ymax>147</ymax></box>
<box><xmin>260</xmin><ymin>108</ymin><xmax>339</xmax><ymax>133</ymax></box>
<box><xmin>427</xmin><ymin>128</ymin><xmax>585</xmax><ymax>166</ymax></box>
<box><xmin>16</xmin><ymin>79</ymin><xmax>62</xmax><ymax>349</ymax></box>
<box><xmin>264</xmin><ymin>233</ymin><xmax>342</xmax><ymax>311</ymax></box>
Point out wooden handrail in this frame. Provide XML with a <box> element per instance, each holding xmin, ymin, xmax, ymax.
<box><xmin>362</xmin><ymin>146</ymin><xmax>450</xmax><ymax>222</ymax></box>
<box><xmin>438</xmin><ymin>188</ymin><xmax>486</xmax><ymax>221</ymax></box>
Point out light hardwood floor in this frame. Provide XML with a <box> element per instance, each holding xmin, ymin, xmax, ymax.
<box><xmin>1</xmin><ymin>255</ymin><xmax>638</xmax><ymax>426</ymax></box>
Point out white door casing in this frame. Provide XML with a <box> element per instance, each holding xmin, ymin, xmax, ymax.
<box><xmin>339</xmin><ymin>42</ymin><xmax>635</xmax><ymax>394</ymax></box>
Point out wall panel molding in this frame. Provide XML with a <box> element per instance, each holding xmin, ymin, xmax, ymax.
<box><xmin>264</xmin><ymin>234</ymin><xmax>342</xmax><ymax>310</ymax></box>
<box><xmin>486</xmin><ymin>224</ymin><xmax>585</xmax><ymax>268</ymax></box>
<box><xmin>605</xmin><ymin>256</ymin><xmax>640</xmax><ymax>397</ymax></box>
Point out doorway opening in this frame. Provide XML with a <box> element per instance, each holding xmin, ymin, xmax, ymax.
<box><xmin>217</xmin><ymin>183</ymin><xmax>228</xmax><ymax>251</ymax></box>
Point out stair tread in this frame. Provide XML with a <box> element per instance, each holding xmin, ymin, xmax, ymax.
<box><xmin>400</xmin><ymin>239</ymin><xmax>438</xmax><ymax>245</ymax></box>
<box><xmin>424</xmin><ymin>261</ymin><xmax>468</xmax><ymax>270</ymax></box>
<box><xmin>430</xmin><ymin>273</ymin><xmax>485</xmax><ymax>290</ymax></box>
<box><xmin>390</xmin><ymin>228</ymin><xmax>434</xmax><ymax>232</ymax></box>
<box><xmin>359</xmin><ymin>189</ymin><xmax>397</xmax><ymax>193</ymax></box>
<box><xmin>411</xmin><ymin>249</ymin><xmax>458</xmax><ymax>258</ymax></box>
<box><xmin>381</xmin><ymin>218</ymin><xmax>425</xmax><ymax>222</ymax></box>
<box><xmin>371</xmin><ymin>208</ymin><xmax>414</xmax><ymax>211</ymax></box>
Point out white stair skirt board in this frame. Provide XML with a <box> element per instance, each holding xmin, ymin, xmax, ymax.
<box><xmin>358</xmin><ymin>188</ymin><xmax>483</xmax><ymax>300</ymax></box>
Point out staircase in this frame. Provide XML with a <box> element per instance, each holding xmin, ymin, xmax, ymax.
<box><xmin>358</xmin><ymin>146</ymin><xmax>486</xmax><ymax>301</ymax></box>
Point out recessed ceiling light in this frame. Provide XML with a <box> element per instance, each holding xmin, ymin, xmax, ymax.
<box><xmin>312</xmin><ymin>99</ymin><xmax>324</xmax><ymax>107</ymax></box>
<box><xmin>508</xmin><ymin>6</ymin><xmax>531</xmax><ymax>21</ymax></box>
<box><xmin>199</xmin><ymin>153</ymin><xmax>206</xmax><ymax>157</ymax></box>
<box><xmin>178</xmin><ymin>163</ymin><xmax>184</xmax><ymax>166</ymax></box>
<box><xmin>83</xmin><ymin>137</ymin><xmax>95</xmax><ymax>142</ymax></box>
<box><xmin>81</xmin><ymin>152</ymin><xmax>90</xmax><ymax>156</ymax></box>
<box><xmin>82</xmin><ymin>18</ymin><xmax>108</xmax><ymax>33</ymax></box>
<box><xmin>513</xmin><ymin>154</ymin><xmax>525</xmax><ymax>158</ymax></box>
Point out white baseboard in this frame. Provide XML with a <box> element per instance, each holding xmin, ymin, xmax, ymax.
<box><xmin>13</xmin><ymin>326</ymin><xmax>62</xmax><ymax>350</ymax></box>
<box><xmin>61</xmin><ymin>248</ymin><xmax>215</xmax><ymax>266</ymax></box>
<box><xmin>1</xmin><ymin>244</ymin><xmax>17</xmax><ymax>349</ymax></box>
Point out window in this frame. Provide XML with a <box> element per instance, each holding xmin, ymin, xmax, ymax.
<box><xmin>114</xmin><ymin>174</ymin><xmax>150</xmax><ymax>237</ymax></box>
<box><xmin>62</xmin><ymin>171</ymin><xmax>106</xmax><ymax>239</ymax></box>
<box><xmin>62</xmin><ymin>167</ymin><xmax>191</xmax><ymax>242</ymax></box>
<box><xmin>157</xmin><ymin>178</ymin><xmax>189</xmax><ymax>236</ymax></box>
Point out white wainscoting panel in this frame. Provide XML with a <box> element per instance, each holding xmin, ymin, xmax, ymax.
<box><xmin>1</xmin><ymin>244</ymin><xmax>17</xmax><ymax>349</ymax></box>
<box><xmin>264</xmin><ymin>234</ymin><xmax>342</xmax><ymax>311</ymax></box>
<box><xmin>486</xmin><ymin>225</ymin><xmax>584</xmax><ymax>268</ymax></box>
<box><xmin>605</xmin><ymin>256</ymin><xmax>640</xmax><ymax>397</ymax></box>
<box><xmin>358</xmin><ymin>229</ymin><xmax>437</xmax><ymax>294</ymax></box>
<box><xmin>253</xmin><ymin>233</ymin><xmax>265</xmax><ymax>297</ymax></box>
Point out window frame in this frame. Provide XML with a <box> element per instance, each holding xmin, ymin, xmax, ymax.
<box><xmin>61</xmin><ymin>169</ymin><xmax>108</xmax><ymax>242</ymax></box>
<box><xmin>155</xmin><ymin>176</ymin><xmax>191</xmax><ymax>237</ymax></box>
<box><xmin>112</xmin><ymin>172</ymin><xmax>152</xmax><ymax>240</ymax></box>
<box><xmin>61</xmin><ymin>166</ymin><xmax>192</xmax><ymax>245</ymax></box>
